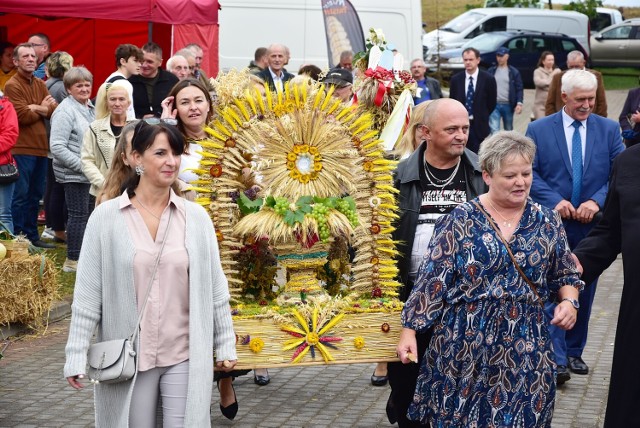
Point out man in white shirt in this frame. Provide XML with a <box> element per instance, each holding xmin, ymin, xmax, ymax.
<box><xmin>256</xmin><ymin>43</ymin><xmax>294</xmax><ymax>93</ymax></box>
<box><xmin>449</xmin><ymin>48</ymin><xmax>497</xmax><ymax>153</ymax></box>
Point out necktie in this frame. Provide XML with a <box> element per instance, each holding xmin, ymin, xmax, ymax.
<box><xmin>465</xmin><ymin>76</ymin><xmax>474</xmax><ymax>115</ymax></box>
<box><xmin>571</xmin><ymin>120</ymin><xmax>583</xmax><ymax>207</ymax></box>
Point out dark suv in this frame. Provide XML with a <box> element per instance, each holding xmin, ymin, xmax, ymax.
<box><xmin>425</xmin><ymin>31</ymin><xmax>589</xmax><ymax>88</ymax></box>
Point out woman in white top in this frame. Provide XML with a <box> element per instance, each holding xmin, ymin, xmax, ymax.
<box><xmin>160</xmin><ymin>78</ymin><xmax>212</xmax><ymax>185</ymax></box>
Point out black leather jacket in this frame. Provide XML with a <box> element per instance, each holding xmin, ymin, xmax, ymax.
<box><xmin>393</xmin><ymin>142</ymin><xmax>487</xmax><ymax>301</ymax></box>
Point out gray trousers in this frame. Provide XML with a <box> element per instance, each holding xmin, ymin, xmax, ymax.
<box><xmin>129</xmin><ymin>360</ymin><xmax>189</xmax><ymax>428</ymax></box>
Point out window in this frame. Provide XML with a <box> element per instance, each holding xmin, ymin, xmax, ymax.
<box><xmin>601</xmin><ymin>26</ymin><xmax>632</xmax><ymax>39</ymax></box>
<box><xmin>468</xmin><ymin>16</ymin><xmax>507</xmax><ymax>38</ymax></box>
<box><xmin>531</xmin><ymin>37</ymin><xmax>552</xmax><ymax>52</ymax></box>
<box><xmin>560</xmin><ymin>39</ymin><xmax>579</xmax><ymax>52</ymax></box>
<box><xmin>507</xmin><ymin>37</ymin><xmax>528</xmax><ymax>53</ymax></box>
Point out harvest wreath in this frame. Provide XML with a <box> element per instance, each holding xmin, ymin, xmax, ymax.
<box><xmin>191</xmin><ymin>71</ymin><xmax>403</xmax><ymax>367</ymax></box>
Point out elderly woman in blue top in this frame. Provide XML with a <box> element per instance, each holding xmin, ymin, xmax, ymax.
<box><xmin>64</xmin><ymin>122</ymin><xmax>237</xmax><ymax>427</ymax></box>
<box><xmin>396</xmin><ymin>131</ymin><xmax>583</xmax><ymax>427</ymax></box>
<box><xmin>49</xmin><ymin>66</ymin><xmax>95</xmax><ymax>273</ymax></box>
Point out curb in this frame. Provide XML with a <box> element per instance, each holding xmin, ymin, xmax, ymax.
<box><xmin>0</xmin><ymin>297</ymin><xmax>73</xmax><ymax>340</ymax></box>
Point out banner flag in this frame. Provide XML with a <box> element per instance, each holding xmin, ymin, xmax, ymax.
<box><xmin>321</xmin><ymin>0</ymin><xmax>365</xmax><ymax>68</ymax></box>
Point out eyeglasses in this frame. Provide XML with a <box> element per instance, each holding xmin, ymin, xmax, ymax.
<box><xmin>142</xmin><ymin>117</ymin><xmax>178</xmax><ymax>126</ymax></box>
<box><xmin>31</xmin><ymin>43</ymin><xmax>46</xmax><ymax>47</ymax></box>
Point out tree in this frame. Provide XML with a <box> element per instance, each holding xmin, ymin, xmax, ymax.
<box><xmin>561</xmin><ymin>0</ymin><xmax>602</xmax><ymax>19</ymax></box>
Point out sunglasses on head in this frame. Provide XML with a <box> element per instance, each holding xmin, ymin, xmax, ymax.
<box><xmin>142</xmin><ymin>117</ymin><xmax>178</xmax><ymax>126</ymax></box>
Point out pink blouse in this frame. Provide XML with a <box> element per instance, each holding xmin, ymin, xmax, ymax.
<box><xmin>120</xmin><ymin>190</ymin><xmax>189</xmax><ymax>372</ymax></box>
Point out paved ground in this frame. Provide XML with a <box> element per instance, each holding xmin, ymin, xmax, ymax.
<box><xmin>0</xmin><ymin>258</ymin><xmax>625</xmax><ymax>427</ymax></box>
<box><xmin>0</xmin><ymin>90</ymin><xmax>630</xmax><ymax>427</ymax></box>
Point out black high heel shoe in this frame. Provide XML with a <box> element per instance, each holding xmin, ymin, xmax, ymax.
<box><xmin>253</xmin><ymin>369</ymin><xmax>270</xmax><ymax>386</ymax></box>
<box><xmin>217</xmin><ymin>379</ymin><xmax>238</xmax><ymax>420</ymax></box>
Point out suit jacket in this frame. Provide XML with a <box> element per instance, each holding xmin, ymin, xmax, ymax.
<box><xmin>256</xmin><ymin>67</ymin><xmax>294</xmax><ymax>92</ymax></box>
<box><xmin>544</xmin><ymin>68</ymin><xmax>607</xmax><ymax>117</ymax></box>
<box><xmin>619</xmin><ymin>87</ymin><xmax>640</xmax><ymax>146</ymax></box>
<box><xmin>449</xmin><ymin>70</ymin><xmax>497</xmax><ymax>152</ymax></box>
<box><xmin>129</xmin><ymin>68</ymin><xmax>179</xmax><ymax>118</ymax></box>
<box><xmin>526</xmin><ymin>110</ymin><xmax>624</xmax><ymax>240</ymax></box>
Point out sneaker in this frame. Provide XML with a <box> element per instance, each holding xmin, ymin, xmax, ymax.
<box><xmin>41</xmin><ymin>227</ymin><xmax>54</xmax><ymax>240</ymax></box>
<box><xmin>62</xmin><ymin>258</ymin><xmax>78</xmax><ymax>273</ymax></box>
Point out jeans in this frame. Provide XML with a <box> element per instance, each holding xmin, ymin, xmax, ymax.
<box><xmin>64</xmin><ymin>182</ymin><xmax>93</xmax><ymax>261</ymax></box>
<box><xmin>489</xmin><ymin>103</ymin><xmax>514</xmax><ymax>134</ymax></box>
<box><xmin>12</xmin><ymin>155</ymin><xmax>48</xmax><ymax>242</ymax></box>
<box><xmin>0</xmin><ymin>182</ymin><xmax>15</xmax><ymax>234</ymax></box>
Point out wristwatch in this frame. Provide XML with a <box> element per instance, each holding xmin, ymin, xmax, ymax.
<box><xmin>561</xmin><ymin>297</ymin><xmax>580</xmax><ymax>310</ymax></box>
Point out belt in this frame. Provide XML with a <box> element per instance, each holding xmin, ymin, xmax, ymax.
<box><xmin>416</xmin><ymin>218</ymin><xmax>438</xmax><ymax>225</ymax></box>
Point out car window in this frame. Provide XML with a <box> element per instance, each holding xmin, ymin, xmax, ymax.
<box><xmin>507</xmin><ymin>37</ymin><xmax>528</xmax><ymax>53</ymax></box>
<box><xmin>634</xmin><ymin>27</ymin><xmax>640</xmax><ymax>39</ymax></box>
<box><xmin>531</xmin><ymin>37</ymin><xmax>553</xmax><ymax>53</ymax></box>
<box><xmin>591</xmin><ymin>14</ymin><xmax>612</xmax><ymax>33</ymax></box>
<box><xmin>441</xmin><ymin>11</ymin><xmax>486</xmax><ymax>34</ymax></box>
<box><xmin>601</xmin><ymin>25</ymin><xmax>632</xmax><ymax>39</ymax></box>
<box><xmin>468</xmin><ymin>16</ymin><xmax>507</xmax><ymax>38</ymax></box>
<box><xmin>482</xmin><ymin>16</ymin><xmax>507</xmax><ymax>33</ymax></box>
<box><xmin>560</xmin><ymin>39</ymin><xmax>579</xmax><ymax>52</ymax></box>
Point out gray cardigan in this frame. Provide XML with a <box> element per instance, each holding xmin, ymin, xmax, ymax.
<box><xmin>50</xmin><ymin>96</ymin><xmax>95</xmax><ymax>184</ymax></box>
<box><xmin>64</xmin><ymin>195</ymin><xmax>237</xmax><ymax>427</ymax></box>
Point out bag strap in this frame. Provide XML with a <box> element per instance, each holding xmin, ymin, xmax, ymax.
<box><xmin>129</xmin><ymin>207</ymin><xmax>173</xmax><ymax>343</ymax></box>
<box><xmin>472</xmin><ymin>200</ymin><xmax>542</xmax><ymax>304</ymax></box>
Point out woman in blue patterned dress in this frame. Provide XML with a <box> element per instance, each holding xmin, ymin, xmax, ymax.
<box><xmin>396</xmin><ymin>131</ymin><xmax>584</xmax><ymax>427</ymax></box>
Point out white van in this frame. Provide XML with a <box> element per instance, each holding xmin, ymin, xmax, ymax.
<box><xmin>423</xmin><ymin>8</ymin><xmax>590</xmax><ymax>57</ymax></box>
<box><xmin>218</xmin><ymin>0</ymin><xmax>423</xmax><ymax>73</ymax></box>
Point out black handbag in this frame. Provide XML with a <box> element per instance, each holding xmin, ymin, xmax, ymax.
<box><xmin>0</xmin><ymin>160</ymin><xmax>18</xmax><ymax>184</ymax></box>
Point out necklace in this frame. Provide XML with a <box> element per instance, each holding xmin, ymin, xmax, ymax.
<box><xmin>136</xmin><ymin>198</ymin><xmax>162</xmax><ymax>221</ymax></box>
<box><xmin>424</xmin><ymin>158</ymin><xmax>461</xmax><ymax>189</ymax></box>
<box><xmin>487</xmin><ymin>198</ymin><xmax>523</xmax><ymax>228</ymax></box>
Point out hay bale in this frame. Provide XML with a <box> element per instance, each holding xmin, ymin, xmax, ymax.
<box><xmin>0</xmin><ymin>255</ymin><xmax>59</xmax><ymax>327</ymax></box>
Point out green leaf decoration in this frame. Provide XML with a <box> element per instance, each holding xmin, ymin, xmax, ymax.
<box><xmin>238</xmin><ymin>193</ymin><xmax>264</xmax><ymax>215</ymax></box>
<box><xmin>296</xmin><ymin>195</ymin><xmax>314</xmax><ymax>214</ymax></box>
<box><xmin>343</xmin><ymin>196</ymin><xmax>356</xmax><ymax>211</ymax></box>
<box><xmin>264</xmin><ymin>195</ymin><xmax>276</xmax><ymax>207</ymax></box>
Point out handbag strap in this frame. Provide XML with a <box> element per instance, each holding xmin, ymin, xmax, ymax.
<box><xmin>472</xmin><ymin>200</ymin><xmax>542</xmax><ymax>304</ymax></box>
<box><xmin>129</xmin><ymin>206</ymin><xmax>173</xmax><ymax>343</ymax></box>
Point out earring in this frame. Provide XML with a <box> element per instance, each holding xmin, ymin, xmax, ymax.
<box><xmin>135</xmin><ymin>164</ymin><xmax>144</xmax><ymax>176</ymax></box>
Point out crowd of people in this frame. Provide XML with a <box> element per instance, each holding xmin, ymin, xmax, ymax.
<box><xmin>0</xmin><ymin>32</ymin><xmax>639</xmax><ymax>427</ymax></box>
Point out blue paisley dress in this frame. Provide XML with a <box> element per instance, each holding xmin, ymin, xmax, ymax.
<box><xmin>402</xmin><ymin>198</ymin><xmax>583</xmax><ymax>427</ymax></box>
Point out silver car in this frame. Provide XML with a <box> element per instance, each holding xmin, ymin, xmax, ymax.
<box><xmin>590</xmin><ymin>18</ymin><xmax>640</xmax><ymax>67</ymax></box>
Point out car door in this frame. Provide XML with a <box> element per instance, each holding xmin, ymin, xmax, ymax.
<box><xmin>629</xmin><ymin>25</ymin><xmax>640</xmax><ymax>67</ymax></box>
<box><xmin>592</xmin><ymin>24</ymin><xmax>633</xmax><ymax>65</ymax></box>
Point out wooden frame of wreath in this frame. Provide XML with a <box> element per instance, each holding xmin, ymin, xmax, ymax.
<box><xmin>190</xmin><ymin>78</ymin><xmax>403</xmax><ymax>368</ymax></box>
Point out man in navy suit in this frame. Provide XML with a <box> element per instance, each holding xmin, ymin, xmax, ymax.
<box><xmin>256</xmin><ymin>43</ymin><xmax>294</xmax><ymax>93</ymax></box>
<box><xmin>449</xmin><ymin>47</ymin><xmax>497</xmax><ymax>153</ymax></box>
<box><xmin>526</xmin><ymin>69</ymin><xmax>624</xmax><ymax>385</ymax></box>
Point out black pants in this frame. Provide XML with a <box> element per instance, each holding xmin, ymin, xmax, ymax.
<box><xmin>387</xmin><ymin>329</ymin><xmax>433</xmax><ymax>427</ymax></box>
<box><xmin>44</xmin><ymin>159</ymin><xmax>67</xmax><ymax>232</ymax></box>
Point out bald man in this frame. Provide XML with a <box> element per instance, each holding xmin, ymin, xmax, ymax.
<box><xmin>256</xmin><ymin>44</ymin><xmax>294</xmax><ymax>92</ymax></box>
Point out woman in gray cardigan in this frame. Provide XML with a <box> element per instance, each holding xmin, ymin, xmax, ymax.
<box><xmin>50</xmin><ymin>66</ymin><xmax>95</xmax><ymax>273</ymax></box>
<box><xmin>64</xmin><ymin>122</ymin><xmax>238</xmax><ymax>427</ymax></box>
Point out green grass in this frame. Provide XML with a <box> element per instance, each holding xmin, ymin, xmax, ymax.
<box><xmin>36</xmin><ymin>227</ymin><xmax>76</xmax><ymax>298</ymax></box>
<box><xmin>595</xmin><ymin>67</ymin><xmax>640</xmax><ymax>90</ymax></box>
